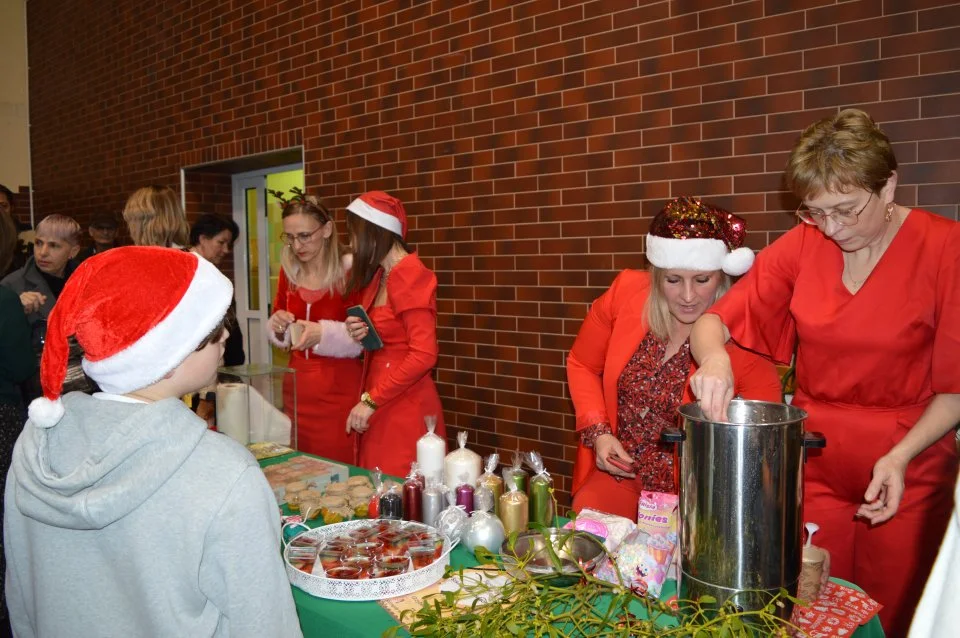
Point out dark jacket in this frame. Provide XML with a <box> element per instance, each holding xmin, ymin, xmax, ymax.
<box><xmin>0</xmin><ymin>287</ymin><xmax>35</xmax><ymax>406</ymax></box>
<box><xmin>0</xmin><ymin>256</ymin><xmax>58</xmax><ymax>327</ymax></box>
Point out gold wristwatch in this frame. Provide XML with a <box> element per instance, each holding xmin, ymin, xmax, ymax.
<box><xmin>360</xmin><ymin>392</ymin><xmax>377</xmax><ymax>410</ymax></box>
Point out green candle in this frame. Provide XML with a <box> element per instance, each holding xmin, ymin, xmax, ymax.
<box><xmin>502</xmin><ymin>450</ymin><xmax>528</xmax><ymax>494</ymax></box>
<box><xmin>526</xmin><ymin>451</ymin><xmax>554</xmax><ymax>528</ymax></box>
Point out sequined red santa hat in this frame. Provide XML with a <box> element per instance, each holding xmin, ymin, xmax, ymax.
<box><xmin>346</xmin><ymin>191</ymin><xmax>408</xmax><ymax>239</ymax></box>
<box><xmin>28</xmin><ymin>246</ymin><xmax>233</xmax><ymax>428</ymax></box>
<box><xmin>645</xmin><ymin>196</ymin><xmax>755</xmax><ymax>276</ymax></box>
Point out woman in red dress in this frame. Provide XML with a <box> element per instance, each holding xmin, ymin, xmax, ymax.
<box><xmin>342</xmin><ymin>191</ymin><xmax>446</xmax><ymax>478</ymax></box>
<box><xmin>690</xmin><ymin>109</ymin><xmax>960</xmax><ymax>637</ymax></box>
<box><xmin>569</xmin><ymin>198</ymin><xmax>782</xmax><ymax>520</ymax></box>
<box><xmin>267</xmin><ymin>194</ymin><xmax>363</xmax><ymax>463</ymax></box>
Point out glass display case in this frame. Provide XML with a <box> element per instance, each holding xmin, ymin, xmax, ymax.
<box><xmin>215</xmin><ymin>364</ymin><xmax>297</xmax><ymax>449</ymax></box>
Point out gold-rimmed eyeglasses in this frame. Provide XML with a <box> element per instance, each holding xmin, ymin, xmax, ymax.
<box><xmin>796</xmin><ymin>192</ymin><xmax>873</xmax><ymax>226</ymax></box>
<box><xmin>281</xmin><ymin>227</ymin><xmax>322</xmax><ymax>246</ymax></box>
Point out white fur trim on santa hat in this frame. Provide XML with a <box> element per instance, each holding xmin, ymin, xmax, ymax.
<box><xmin>28</xmin><ymin>396</ymin><xmax>65</xmax><ymax>429</ymax></box>
<box><xmin>82</xmin><ymin>255</ymin><xmax>233</xmax><ymax>394</ymax></box>
<box><xmin>347</xmin><ymin>197</ymin><xmax>403</xmax><ymax>236</ymax></box>
<box><xmin>646</xmin><ymin>235</ymin><xmax>730</xmax><ymax>272</ymax></box>
<box><xmin>722</xmin><ymin>246</ymin><xmax>756</xmax><ymax>276</ymax></box>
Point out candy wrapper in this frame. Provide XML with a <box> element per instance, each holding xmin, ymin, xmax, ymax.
<box><xmin>563</xmin><ymin>508</ymin><xmax>637</xmax><ymax>553</ymax></box>
<box><xmin>436</xmin><ymin>488</ymin><xmax>468</xmax><ymax>543</ymax></box>
<box><xmin>595</xmin><ymin>491</ymin><xmax>678</xmax><ymax>598</ymax></box>
<box><xmin>790</xmin><ymin>580</ymin><xmax>882</xmax><ymax>637</ymax></box>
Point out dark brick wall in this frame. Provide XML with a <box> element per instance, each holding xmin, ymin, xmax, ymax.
<box><xmin>27</xmin><ymin>0</ymin><xmax>960</xmax><ymax>504</ymax></box>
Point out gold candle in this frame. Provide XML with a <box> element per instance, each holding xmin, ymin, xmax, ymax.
<box><xmin>478</xmin><ymin>453</ymin><xmax>504</xmax><ymax>516</ymax></box>
<box><xmin>499</xmin><ymin>485</ymin><xmax>529</xmax><ymax>536</ymax></box>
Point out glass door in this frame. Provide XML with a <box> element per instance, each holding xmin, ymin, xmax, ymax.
<box><xmin>231</xmin><ymin>166</ymin><xmax>304</xmax><ymax>366</ymax></box>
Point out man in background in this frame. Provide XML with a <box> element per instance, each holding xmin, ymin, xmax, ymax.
<box><xmin>77</xmin><ymin>213</ymin><xmax>120</xmax><ymax>262</ymax></box>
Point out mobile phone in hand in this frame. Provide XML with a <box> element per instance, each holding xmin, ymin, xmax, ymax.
<box><xmin>346</xmin><ymin>305</ymin><xmax>384</xmax><ymax>351</ymax></box>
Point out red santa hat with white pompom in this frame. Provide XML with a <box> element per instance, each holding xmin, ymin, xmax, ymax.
<box><xmin>346</xmin><ymin>191</ymin><xmax>408</xmax><ymax>239</ymax></box>
<box><xmin>645</xmin><ymin>196</ymin><xmax>756</xmax><ymax>276</ymax></box>
<box><xmin>28</xmin><ymin>246</ymin><xmax>233</xmax><ymax>428</ymax></box>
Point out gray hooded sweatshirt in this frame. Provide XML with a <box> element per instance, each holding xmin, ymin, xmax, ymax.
<box><xmin>4</xmin><ymin>392</ymin><xmax>303</xmax><ymax>638</ymax></box>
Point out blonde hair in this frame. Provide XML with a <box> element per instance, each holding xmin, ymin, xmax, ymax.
<box><xmin>280</xmin><ymin>197</ymin><xmax>346</xmax><ymax>294</ymax></box>
<box><xmin>786</xmin><ymin>108</ymin><xmax>897</xmax><ymax>200</ymax></box>
<box><xmin>645</xmin><ymin>266</ymin><xmax>731</xmax><ymax>341</ymax></box>
<box><xmin>36</xmin><ymin>214</ymin><xmax>82</xmax><ymax>245</ymax></box>
<box><xmin>122</xmin><ymin>185</ymin><xmax>189</xmax><ymax>247</ymax></box>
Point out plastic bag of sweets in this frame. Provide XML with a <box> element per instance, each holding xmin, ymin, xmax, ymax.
<box><xmin>562</xmin><ymin>508</ymin><xmax>637</xmax><ymax>553</ymax></box>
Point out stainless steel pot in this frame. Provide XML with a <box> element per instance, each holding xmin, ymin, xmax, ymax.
<box><xmin>661</xmin><ymin>399</ymin><xmax>824</xmax><ymax>615</ymax></box>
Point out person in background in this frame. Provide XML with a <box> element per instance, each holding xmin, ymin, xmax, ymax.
<box><xmin>122</xmin><ymin>184</ymin><xmax>189</xmax><ymax>248</ymax></box>
<box><xmin>0</xmin><ymin>209</ymin><xmax>35</xmax><ymax>636</ymax></box>
<box><xmin>909</xmin><ymin>474</ymin><xmax>960</xmax><ymax>637</ymax></box>
<box><xmin>266</xmin><ymin>192</ymin><xmax>363</xmax><ymax>462</ymax></box>
<box><xmin>190</xmin><ymin>213</ymin><xmax>244</xmax><ymax>367</ymax></box>
<box><xmin>343</xmin><ymin>191</ymin><xmax>445</xmax><ymax>477</ymax></box>
<box><xmin>567</xmin><ymin>197</ymin><xmax>782</xmax><ymax>520</ymax></box>
<box><xmin>1</xmin><ymin>214</ymin><xmax>81</xmax><ymax>329</ymax></box>
<box><xmin>0</xmin><ymin>184</ymin><xmax>29</xmax><ymax>277</ymax></box>
<box><xmin>689</xmin><ymin>109</ymin><xmax>960</xmax><ymax>636</ymax></box>
<box><xmin>4</xmin><ymin>247</ymin><xmax>302</xmax><ymax>638</ymax></box>
<box><xmin>77</xmin><ymin>213</ymin><xmax>120</xmax><ymax>262</ymax></box>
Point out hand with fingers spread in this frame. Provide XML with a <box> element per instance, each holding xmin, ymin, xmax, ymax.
<box><xmin>594</xmin><ymin>434</ymin><xmax>636</xmax><ymax>480</ymax></box>
<box><xmin>688</xmin><ymin>351</ymin><xmax>735</xmax><ymax>422</ymax></box>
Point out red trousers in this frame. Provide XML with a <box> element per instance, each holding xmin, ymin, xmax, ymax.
<box><xmin>572</xmin><ymin>468</ymin><xmax>644</xmax><ymax>521</ymax></box>
<box><xmin>802</xmin><ymin>398</ymin><xmax>958</xmax><ymax>638</ymax></box>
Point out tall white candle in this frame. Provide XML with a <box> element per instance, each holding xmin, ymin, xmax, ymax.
<box><xmin>216</xmin><ymin>382</ymin><xmax>250</xmax><ymax>445</ymax></box>
<box><xmin>417</xmin><ymin>415</ymin><xmax>446</xmax><ymax>484</ymax></box>
<box><xmin>444</xmin><ymin>431</ymin><xmax>482</xmax><ymax>489</ymax></box>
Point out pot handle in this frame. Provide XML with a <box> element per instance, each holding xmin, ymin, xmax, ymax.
<box><xmin>803</xmin><ymin>431</ymin><xmax>826</xmax><ymax>449</ymax></box>
<box><xmin>660</xmin><ymin>427</ymin><xmax>686</xmax><ymax>444</ymax></box>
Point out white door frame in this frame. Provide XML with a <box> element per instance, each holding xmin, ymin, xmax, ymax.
<box><xmin>230</xmin><ymin>163</ymin><xmax>301</xmax><ymax>366</ymax></box>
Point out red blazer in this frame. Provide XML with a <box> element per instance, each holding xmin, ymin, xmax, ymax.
<box><xmin>567</xmin><ymin>270</ymin><xmax>783</xmax><ymax>494</ymax></box>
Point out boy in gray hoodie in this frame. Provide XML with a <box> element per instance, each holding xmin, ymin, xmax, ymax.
<box><xmin>4</xmin><ymin>246</ymin><xmax>303</xmax><ymax>638</ymax></box>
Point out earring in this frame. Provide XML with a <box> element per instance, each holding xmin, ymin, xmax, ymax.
<box><xmin>885</xmin><ymin>203</ymin><xmax>895</xmax><ymax>222</ymax></box>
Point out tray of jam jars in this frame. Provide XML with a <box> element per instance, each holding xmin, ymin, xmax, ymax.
<box><xmin>283</xmin><ymin>518</ymin><xmax>455</xmax><ymax>601</ymax></box>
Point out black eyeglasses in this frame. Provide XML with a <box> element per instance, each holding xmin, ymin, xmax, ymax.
<box><xmin>796</xmin><ymin>192</ymin><xmax>873</xmax><ymax>227</ymax></box>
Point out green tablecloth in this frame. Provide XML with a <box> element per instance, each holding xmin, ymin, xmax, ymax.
<box><xmin>264</xmin><ymin>454</ymin><xmax>884</xmax><ymax>637</ymax></box>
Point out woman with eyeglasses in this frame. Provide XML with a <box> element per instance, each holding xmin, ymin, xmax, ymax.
<box><xmin>341</xmin><ymin>191</ymin><xmax>445</xmax><ymax>478</ymax></box>
<box><xmin>266</xmin><ymin>194</ymin><xmax>363</xmax><ymax>463</ymax></box>
<box><xmin>689</xmin><ymin>108</ymin><xmax>960</xmax><ymax>636</ymax></box>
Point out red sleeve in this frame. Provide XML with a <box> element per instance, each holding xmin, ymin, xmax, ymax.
<box><xmin>933</xmin><ymin>223</ymin><xmax>960</xmax><ymax>394</ymax></box>
<box><xmin>711</xmin><ymin>225</ymin><xmax>807</xmax><ymax>365</ymax></box>
<box><xmin>273</xmin><ymin>270</ymin><xmax>288</xmax><ymax>313</ymax></box>
<box><xmin>729</xmin><ymin>344</ymin><xmax>783</xmax><ymax>402</ymax></box>
<box><xmin>368</xmin><ymin>259</ymin><xmax>439</xmax><ymax>406</ymax></box>
<box><xmin>566</xmin><ymin>270</ymin><xmax>649</xmax><ymax>431</ymax></box>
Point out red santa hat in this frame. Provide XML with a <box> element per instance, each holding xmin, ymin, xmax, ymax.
<box><xmin>346</xmin><ymin>191</ymin><xmax>408</xmax><ymax>239</ymax></box>
<box><xmin>28</xmin><ymin>246</ymin><xmax>233</xmax><ymax>428</ymax></box>
<box><xmin>645</xmin><ymin>196</ymin><xmax>755</xmax><ymax>277</ymax></box>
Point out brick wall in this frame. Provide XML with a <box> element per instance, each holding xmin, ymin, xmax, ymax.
<box><xmin>27</xmin><ymin>0</ymin><xmax>960</xmax><ymax>505</ymax></box>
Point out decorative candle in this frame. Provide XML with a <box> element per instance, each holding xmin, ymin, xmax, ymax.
<box><xmin>499</xmin><ymin>481</ymin><xmax>529</xmax><ymax>536</ymax></box>
<box><xmin>422</xmin><ymin>479</ymin><xmax>444</xmax><ymax>528</ymax></box>
<box><xmin>416</xmin><ymin>415</ymin><xmax>446</xmax><ymax>485</ymax></box>
<box><xmin>502</xmin><ymin>450</ymin><xmax>528</xmax><ymax>495</ymax></box>
<box><xmin>379</xmin><ymin>485</ymin><xmax>402</xmax><ymax>520</ymax></box>
<box><xmin>473</xmin><ymin>484</ymin><xmax>494</xmax><ymax>513</ymax></box>
<box><xmin>436</xmin><ymin>489</ymin><xmax>468</xmax><ymax>543</ymax></box>
<box><xmin>476</xmin><ymin>453</ymin><xmax>504</xmax><ymax>516</ymax></box>
<box><xmin>526</xmin><ymin>451</ymin><xmax>555</xmax><ymax>528</ymax></box>
<box><xmin>402</xmin><ymin>464</ymin><xmax>423</xmax><ymax>522</ymax></box>
<box><xmin>455</xmin><ymin>473</ymin><xmax>475</xmax><ymax>512</ymax></box>
<box><xmin>443</xmin><ymin>431</ymin><xmax>482</xmax><ymax>489</ymax></box>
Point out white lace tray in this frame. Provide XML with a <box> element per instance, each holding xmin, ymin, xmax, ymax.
<box><xmin>284</xmin><ymin>519</ymin><xmax>453</xmax><ymax>601</ymax></box>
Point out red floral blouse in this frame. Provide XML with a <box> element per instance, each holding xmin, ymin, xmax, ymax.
<box><xmin>580</xmin><ymin>331</ymin><xmax>690</xmax><ymax>493</ymax></box>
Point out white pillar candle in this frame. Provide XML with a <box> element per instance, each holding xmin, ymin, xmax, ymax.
<box><xmin>417</xmin><ymin>415</ymin><xmax>446</xmax><ymax>484</ymax></box>
<box><xmin>444</xmin><ymin>431</ymin><xmax>482</xmax><ymax>489</ymax></box>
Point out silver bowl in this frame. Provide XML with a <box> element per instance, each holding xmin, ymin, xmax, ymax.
<box><xmin>500</xmin><ymin>528</ymin><xmax>606</xmax><ymax>584</ymax></box>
